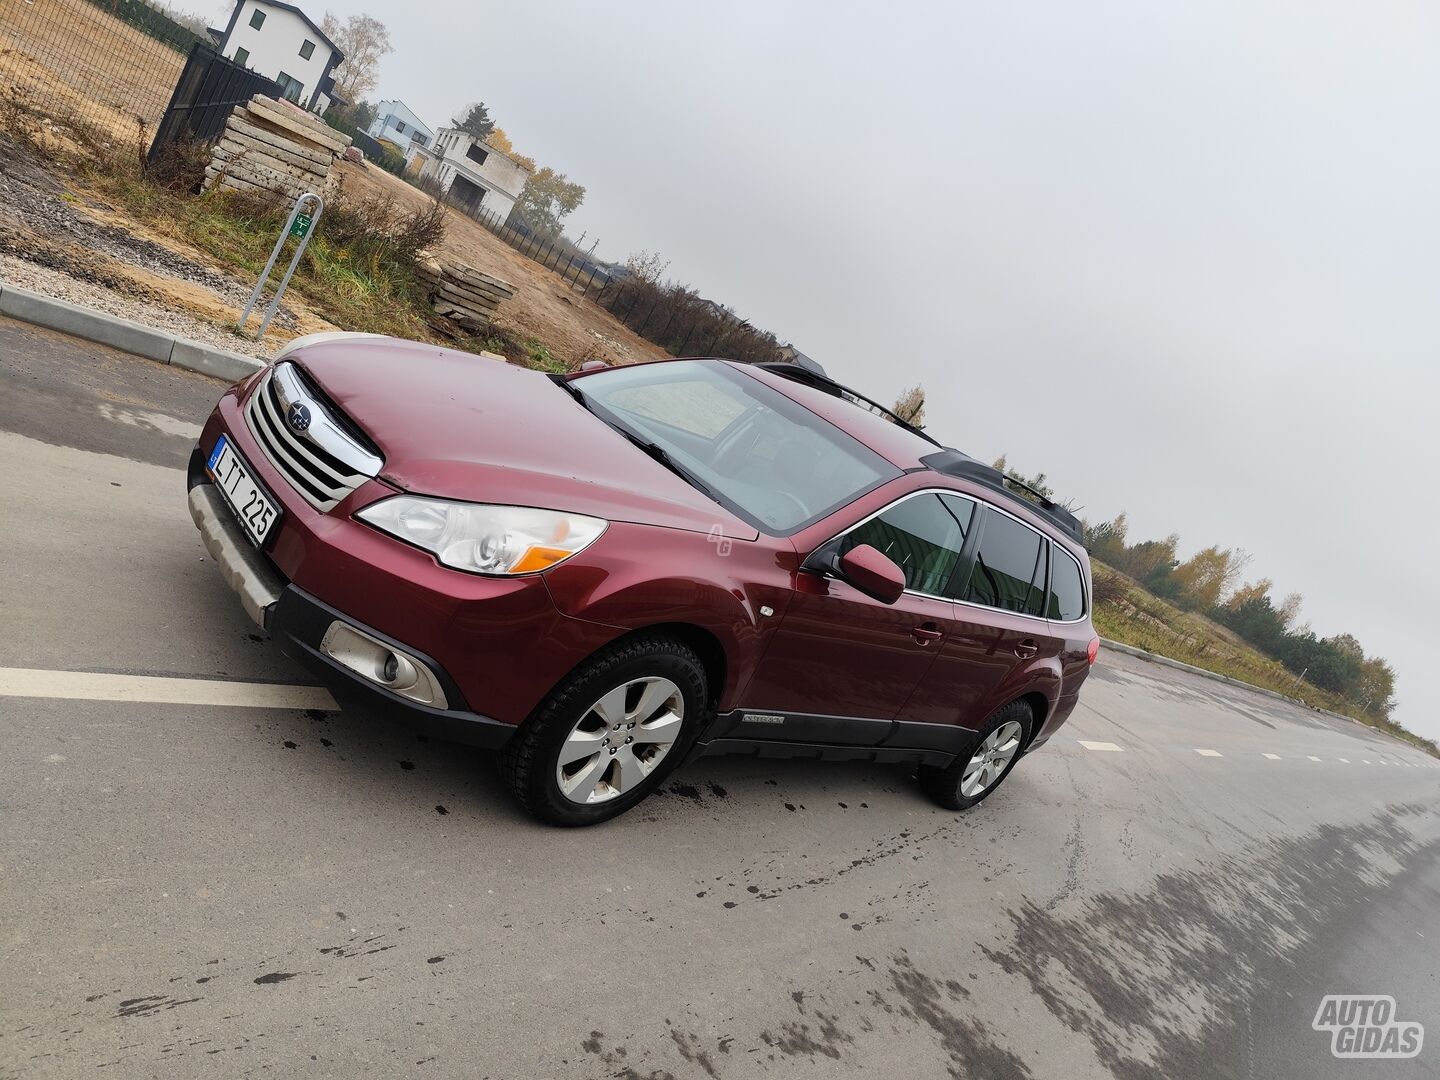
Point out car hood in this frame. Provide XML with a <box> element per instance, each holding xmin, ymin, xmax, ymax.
<box><xmin>292</xmin><ymin>338</ymin><xmax>760</xmax><ymax>540</ymax></box>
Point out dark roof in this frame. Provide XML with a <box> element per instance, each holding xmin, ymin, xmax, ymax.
<box><xmin>752</xmin><ymin>362</ymin><xmax>940</xmax><ymax>447</ymax></box>
<box><xmin>243</xmin><ymin>0</ymin><xmax>344</xmax><ymax>62</ymax></box>
<box><xmin>921</xmin><ymin>449</ymin><xmax>1085</xmax><ymax>546</ymax></box>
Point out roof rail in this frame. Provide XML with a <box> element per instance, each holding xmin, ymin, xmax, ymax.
<box><xmin>920</xmin><ymin>449</ymin><xmax>1085</xmax><ymax>545</ymax></box>
<box><xmin>752</xmin><ymin>362</ymin><xmax>943</xmax><ymax>447</ymax></box>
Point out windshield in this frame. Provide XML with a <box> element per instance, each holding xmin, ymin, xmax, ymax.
<box><xmin>574</xmin><ymin>361</ymin><xmax>901</xmax><ymax>533</ymax></box>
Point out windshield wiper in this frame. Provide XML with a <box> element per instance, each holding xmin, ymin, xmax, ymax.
<box><xmin>616</xmin><ymin>430</ymin><xmax>716</xmax><ymax>499</ymax></box>
<box><xmin>550</xmin><ymin>373</ymin><xmax>588</xmax><ymax>407</ymax></box>
<box><xmin>551</xmin><ymin>375</ymin><xmax>716</xmax><ymax>499</ymax></box>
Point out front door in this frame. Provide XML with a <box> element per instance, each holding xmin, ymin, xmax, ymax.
<box><xmin>740</xmin><ymin>491</ymin><xmax>974</xmax><ymax>745</ymax></box>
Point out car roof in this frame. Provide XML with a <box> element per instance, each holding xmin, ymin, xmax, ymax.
<box><xmin>729</xmin><ymin>361</ymin><xmax>940</xmax><ymax>469</ymax></box>
<box><xmin>728</xmin><ymin>361</ymin><xmax>1086</xmax><ymax>548</ymax></box>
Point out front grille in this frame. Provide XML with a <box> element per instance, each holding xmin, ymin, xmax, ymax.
<box><xmin>244</xmin><ymin>363</ymin><xmax>383</xmax><ymax>511</ymax></box>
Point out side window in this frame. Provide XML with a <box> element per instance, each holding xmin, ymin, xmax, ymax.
<box><xmin>1047</xmin><ymin>547</ymin><xmax>1087</xmax><ymax>621</ymax></box>
<box><xmin>837</xmin><ymin>493</ymin><xmax>972</xmax><ymax>596</ymax></box>
<box><xmin>963</xmin><ymin>509</ymin><xmax>1046</xmax><ymax>615</ymax></box>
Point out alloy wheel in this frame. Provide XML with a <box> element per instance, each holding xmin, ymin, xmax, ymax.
<box><xmin>959</xmin><ymin>720</ymin><xmax>1023</xmax><ymax>798</ymax></box>
<box><xmin>555</xmin><ymin>676</ymin><xmax>685</xmax><ymax>804</ymax></box>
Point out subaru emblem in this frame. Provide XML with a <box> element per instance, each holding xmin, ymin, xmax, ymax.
<box><xmin>287</xmin><ymin>401</ymin><xmax>312</xmax><ymax>433</ymax></box>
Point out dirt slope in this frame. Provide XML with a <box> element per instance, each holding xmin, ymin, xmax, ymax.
<box><xmin>337</xmin><ymin>161</ymin><xmax>668</xmax><ymax>365</ymax></box>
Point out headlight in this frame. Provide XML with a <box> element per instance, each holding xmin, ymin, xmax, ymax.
<box><xmin>356</xmin><ymin>497</ymin><xmax>606</xmax><ymax>575</ymax></box>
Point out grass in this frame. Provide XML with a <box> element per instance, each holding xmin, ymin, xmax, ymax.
<box><xmin>0</xmin><ymin>94</ymin><xmax>564</xmax><ymax>369</ymax></box>
<box><xmin>1092</xmin><ymin>562</ymin><xmax>1438</xmax><ymax>757</ymax></box>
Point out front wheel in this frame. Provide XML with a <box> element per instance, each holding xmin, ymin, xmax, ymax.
<box><xmin>501</xmin><ymin>634</ymin><xmax>707</xmax><ymax>826</ymax></box>
<box><xmin>918</xmin><ymin>700</ymin><xmax>1033</xmax><ymax>811</ymax></box>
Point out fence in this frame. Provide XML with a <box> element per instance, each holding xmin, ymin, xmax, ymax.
<box><xmin>454</xmin><ymin>195</ymin><xmax>782</xmax><ymax>361</ymax></box>
<box><xmin>0</xmin><ymin>0</ymin><xmax>194</xmax><ymax>143</ymax></box>
<box><xmin>593</xmin><ymin>280</ymin><xmax>784</xmax><ymax>363</ymax></box>
<box><xmin>148</xmin><ymin>44</ymin><xmax>281</xmax><ymax>164</ymax></box>
<box><xmin>463</xmin><ymin>201</ymin><xmax>615</xmax><ymax>297</ymax></box>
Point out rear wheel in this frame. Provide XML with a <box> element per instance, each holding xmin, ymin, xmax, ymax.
<box><xmin>501</xmin><ymin>634</ymin><xmax>707</xmax><ymax>826</ymax></box>
<box><xmin>918</xmin><ymin>700</ymin><xmax>1032</xmax><ymax>811</ymax></box>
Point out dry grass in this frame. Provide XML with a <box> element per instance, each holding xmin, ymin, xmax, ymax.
<box><xmin>337</xmin><ymin>162</ymin><xmax>671</xmax><ymax>367</ymax></box>
<box><xmin>0</xmin><ymin>0</ymin><xmax>185</xmax><ymax>142</ymax></box>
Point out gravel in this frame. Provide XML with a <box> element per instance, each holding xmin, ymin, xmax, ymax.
<box><xmin>0</xmin><ymin>131</ymin><xmax>301</xmax><ymax>358</ymax></box>
<box><xmin>0</xmin><ymin>253</ymin><xmax>277</xmax><ymax>361</ymax></box>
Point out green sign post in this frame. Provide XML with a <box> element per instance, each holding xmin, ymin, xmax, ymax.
<box><xmin>237</xmin><ymin>192</ymin><xmax>324</xmax><ymax>339</ymax></box>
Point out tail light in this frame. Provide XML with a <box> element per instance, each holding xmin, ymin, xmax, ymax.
<box><xmin>1087</xmin><ymin>637</ymin><xmax>1101</xmax><ymax>665</ymax></box>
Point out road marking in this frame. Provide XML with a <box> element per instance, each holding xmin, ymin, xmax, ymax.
<box><xmin>1339</xmin><ymin>758</ymin><xmax>1350</xmax><ymax>763</ymax></box>
<box><xmin>0</xmin><ymin>667</ymin><xmax>336</xmax><ymax>711</ymax></box>
<box><xmin>1362</xmin><ymin>760</ymin><xmax>1373</xmax><ymax>765</ymax></box>
<box><xmin>1195</xmin><ymin>748</ymin><xmax>1223</xmax><ymax>757</ymax></box>
<box><xmin>1262</xmin><ymin>753</ymin><xmax>1282</xmax><ymax>760</ymax></box>
<box><xmin>1078</xmin><ymin>740</ymin><xmax>1125</xmax><ymax>752</ymax></box>
<box><xmin>1307</xmin><ymin>755</ymin><xmax>1322</xmax><ymax>762</ymax></box>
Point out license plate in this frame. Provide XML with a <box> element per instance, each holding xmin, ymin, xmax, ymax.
<box><xmin>207</xmin><ymin>435</ymin><xmax>281</xmax><ymax>546</ymax></box>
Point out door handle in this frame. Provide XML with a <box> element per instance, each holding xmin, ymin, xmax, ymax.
<box><xmin>911</xmin><ymin>623</ymin><xmax>944</xmax><ymax>646</ymax></box>
<box><xmin>1015</xmin><ymin>638</ymin><xmax>1039</xmax><ymax>658</ymax></box>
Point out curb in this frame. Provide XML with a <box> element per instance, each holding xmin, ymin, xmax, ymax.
<box><xmin>0</xmin><ymin>282</ymin><xmax>263</xmax><ymax>383</ymax></box>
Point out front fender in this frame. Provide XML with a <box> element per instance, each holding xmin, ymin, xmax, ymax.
<box><xmin>541</xmin><ymin>522</ymin><xmax>795</xmax><ymax>709</ymax></box>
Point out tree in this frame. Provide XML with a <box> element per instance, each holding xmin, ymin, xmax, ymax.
<box><xmin>1277</xmin><ymin>592</ymin><xmax>1304</xmax><ymax>629</ymax></box>
<box><xmin>625</xmin><ymin>250</ymin><xmax>670</xmax><ymax>285</ymax></box>
<box><xmin>1171</xmin><ymin>545</ymin><xmax>1246</xmax><ymax>611</ymax></box>
<box><xmin>515</xmin><ymin>167</ymin><xmax>586</xmax><ymax>236</ymax></box>
<box><xmin>453</xmin><ymin>102</ymin><xmax>496</xmax><ymax>141</ymax></box>
<box><xmin>487</xmin><ymin>128</ymin><xmax>514</xmax><ymax>153</ymax></box>
<box><xmin>893</xmin><ymin>386</ymin><xmax>926</xmax><ymax>427</ymax></box>
<box><xmin>1226</xmin><ymin>578</ymin><xmax>1272</xmax><ymax>611</ymax></box>
<box><xmin>1083</xmin><ymin>512</ymin><xmax>1129</xmax><ymax>567</ymax></box>
<box><xmin>320</xmin><ymin>12</ymin><xmax>392</xmax><ymax>103</ymax></box>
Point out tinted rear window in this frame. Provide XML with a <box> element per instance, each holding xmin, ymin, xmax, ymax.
<box><xmin>1047</xmin><ymin>548</ymin><xmax>1086</xmax><ymax>621</ymax></box>
<box><xmin>963</xmin><ymin>509</ymin><xmax>1046</xmax><ymax>615</ymax></box>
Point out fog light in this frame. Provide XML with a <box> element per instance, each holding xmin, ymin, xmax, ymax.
<box><xmin>318</xmin><ymin>621</ymin><xmax>449</xmax><ymax>710</ymax></box>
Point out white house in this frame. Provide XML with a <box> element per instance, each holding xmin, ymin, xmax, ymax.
<box><xmin>209</xmin><ymin>0</ymin><xmax>343</xmax><ymax>114</ymax></box>
<box><xmin>414</xmin><ymin>128</ymin><xmax>531</xmax><ymax>221</ymax></box>
<box><xmin>367</xmin><ymin>100</ymin><xmax>432</xmax><ymax>154</ymax></box>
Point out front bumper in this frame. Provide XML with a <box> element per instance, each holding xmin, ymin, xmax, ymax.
<box><xmin>187</xmin><ymin>457</ymin><xmax>516</xmax><ymax>748</ymax></box>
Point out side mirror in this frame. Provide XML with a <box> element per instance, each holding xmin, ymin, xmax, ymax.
<box><xmin>836</xmin><ymin>544</ymin><xmax>905</xmax><ymax>605</ymax></box>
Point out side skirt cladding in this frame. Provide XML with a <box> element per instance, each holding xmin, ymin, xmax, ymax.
<box><xmin>692</xmin><ymin>708</ymin><xmax>974</xmax><ymax>768</ymax></box>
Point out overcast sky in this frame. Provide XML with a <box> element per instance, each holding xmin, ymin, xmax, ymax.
<box><xmin>229</xmin><ymin>1</ymin><xmax>1439</xmax><ymax>735</ymax></box>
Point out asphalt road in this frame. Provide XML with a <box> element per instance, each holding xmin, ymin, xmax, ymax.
<box><xmin>1</xmin><ymin>315</ymin><xmax>1437</xmax><ymax>1080</ymax></box>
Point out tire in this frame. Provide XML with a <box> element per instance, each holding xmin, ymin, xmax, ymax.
<box><xmin>918</xmin><ymin>700</ymin><xmax>1033</xmax><ymax>811</ymax></box>
<box><xmin>501</xmin><ymin>634</ymin><xmax>707</xmax><ymax>826</ymax></box>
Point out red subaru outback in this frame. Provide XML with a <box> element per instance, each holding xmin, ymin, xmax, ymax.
<box><xmin>189</xmin><ymin>334</ymin><xmax>1097</xmax><ymax>825</ymax></box>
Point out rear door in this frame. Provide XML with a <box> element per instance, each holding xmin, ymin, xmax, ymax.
<box><xmin>901</xmin><ymin>503</ymin><xmax>1060</xmax><ymax>731</ymax></box>
<box><xmin>741</xmin><ymin>491</ymin><xmax>971</xmax><ymax>744</ymax></box>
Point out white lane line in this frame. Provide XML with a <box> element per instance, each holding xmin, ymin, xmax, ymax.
<box><xmin>1362</xmin><ymin>760</ymin><xmax>1373</xmax><ymax>765</ymax></box>
<box><xmin>1195</xmin><ymin>748</ymin><xmax>1223</xmax><ymax>757</ymax></box>
<box><xmin>1339</xmin><ymin>758</ymin><xmax>1350</xmax><ymax>763</ymax></box>
<box><xmin>1078</xmin><ymin>740</ymin><xmax>1125</xmax><ymax>752</ymax></box>
<box><xmin>1263</xmin><ymin>753</ymin><xmax>1282</xmax><ymax>760</ymax></box>
<box><xmin>1308</xmin><ymin>755</ymin><xmax>1323</xmax><ymax>762</ymax></box>
<box><xmin>0</xmin><ymin>667</ymin><xmax>336</xmax><ymax>711</ymax></box>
